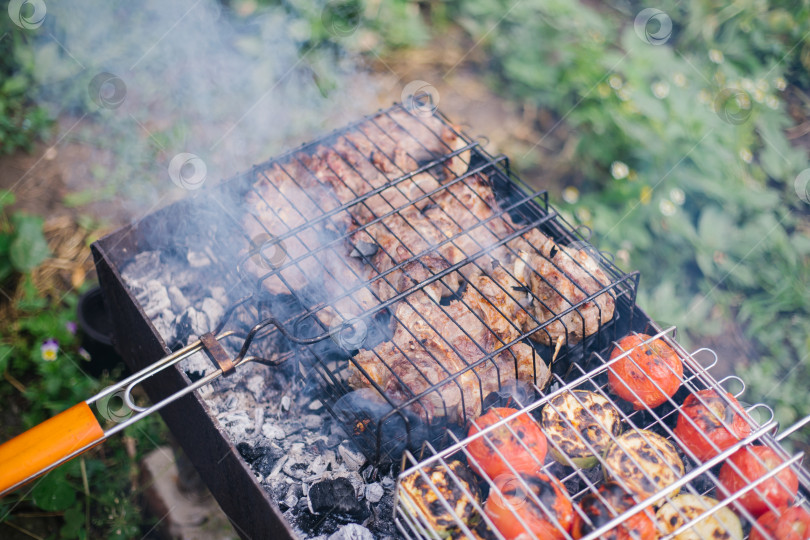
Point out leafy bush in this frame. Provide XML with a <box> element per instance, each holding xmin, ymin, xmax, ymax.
<box><xmin>0</xmin><ymin>16</ymin><xmax>51</xmax><ymax>154</ymax></box>
<box><xmin>445</xmin><ymin>0</ymin><xmax>810</xmax><ymax>426</ymax></box>
<box><xmin>0</xmin><ymin>191</ymin><xmax>50</xmax><ymax>284</ymax></box>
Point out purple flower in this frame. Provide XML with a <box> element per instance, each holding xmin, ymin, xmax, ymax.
<box><xmin>65</xmin><ymin>321</ymin><xmax>77</xmax><ymax>335</ymax></box>
<box><xmin>78</xmin><ymin>347</ymin><xmax>91</xmax><ymax>361</ymax></box>
<box><xmin>41</xmin><ymin>339</ymin><xmax>59</xmax><ymax>362</ymax></box>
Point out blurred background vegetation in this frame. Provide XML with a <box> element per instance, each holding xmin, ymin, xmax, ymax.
<box><xmin>0</xmin><ymin>0</ymin><xmax>808</xmax><ymax>537</ymax></box>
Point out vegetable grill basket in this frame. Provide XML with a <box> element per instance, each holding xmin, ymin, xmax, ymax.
<box><xmin>395</xmin><ymin>326</ymin><xmax>809</xmax><ymax>539</ymax></box>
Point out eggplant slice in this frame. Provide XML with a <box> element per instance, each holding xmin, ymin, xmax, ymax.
<box><xmin>541</xmin><ymin>389</ymin><xmax>622</xmax><ymax>468</ymax></box>
<box><xmin>655</xmin><ymin>494</ymin><xmax>743</xmax><ymax>540</ymax></box>
<box><xmin>400</xmin><ymin>459</ymin><xmax>488</xmax><ymax>538</ymax></box>
<box><xmin>603</xmin><ymin>429</ymin><xmax>685</xmax><ymax>503</ymax></box>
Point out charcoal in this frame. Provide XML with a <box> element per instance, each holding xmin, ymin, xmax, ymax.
<box><xmin>201</xmin><ymin>297</ymin><xmax>225</xmax><ymax>328</ymax></box>
<box><xmin>237</xmin><ymin>442</ymin><xmax>262</xmax><ymax>463</ymax></box>
<box><xmin>269</xmin><ymin>479</ymin><xmax>289</xmax><ymax>501</ymax></box>
<box><xmin>122</xmin><ymin>251</ymin><xmax>163</xmax><ymax>282</ymax></box>
<box><xmin>302</xmin><ymin>415</ymin><xmax>323</xmax><ymax>430</ymax></box>
<box><xmin>338</xmin><ymin>444</ymin><xmax>366</xmax><ymax>472</ymax></box>
<box><xmin>167</xmin><ymin>285</ymin><xmax>189</xmax><ymax>311</ymax></box>
<box><xmin>309</xmin><ymin>399</ymin><xmax>323</xmax><ymax>411</ymax></box>
<box><xmin>151</xmin><ymin>310</ymin><xmax>176</xmax><ymax>343</ymax></box>
<box><xmin>380</xmin><ymin>475</ymin><xmax>395</xmax><ymax>491</ymax></box>
<box><xmin>307</xmin><ymin>478</ymin><xmax>368</xmax><ymax>521</ymax></box>
<box><xmin>253</xmin><ymin>453</ymin><xmax>277</xmax><ymax>476</ymax></box>
<box><xmin>141</xmin><ymin>280</ymin><xmax>172</xmax><ymax>318</ymax></box>
<box><xmin>187</xmin><ymin>251</ymin><xmax>211</xmax><ymax>267</ymax></box>
<box><xmin>283</xmin><ymin>484</ymin><xmax>302</xmax><ymax>510</ymax></box>
<box><xmin>284</xmin><ymin>421</ymin><xmax>304</xmax><ymax>437</ymax></box>
<box><xmin>284</xmin><ymin>462</ymin><xmax>310</xmax><ymax>480</ymax></box>
<box><xmin>175</xmin><ymin>307</ymin><xmax>210</xmax><ymax>338</ymax></box>
<box><xmin>364</xmin><ymin>483</ymin><xmax>383</xmax><ymax>504</ymax></box>
<box><xmin>119</xmin><ymin>230</ymin><xmax>400</xmax><ymax>539</ymax></box>
<box><xmin>327</xmin><ymin>524</ymin><xmax>374</xmax><ymax>540</ymax></box>
<box><xmin>262</xmin><ymin>422</ymin><xmax>285</xmax><ymax>440</ymax></box>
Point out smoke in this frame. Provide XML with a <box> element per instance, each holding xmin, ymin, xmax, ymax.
<box><xmin>25</xmin><ymin>0</ymin><xmax>377</xmax><ymax>214</ymax></box>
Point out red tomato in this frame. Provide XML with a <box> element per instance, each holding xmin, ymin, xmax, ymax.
<box><xmin>718</xmin><ymin>445</ymin><xmax>798</xmax><ymax>518</ymax></box>
<box><xmin>485</xmin><ymin>472</ymin><xmax>573</xmax><ymax>540</ymax></box>
<box><xmin>750</xmin><ymin>506</ymin><xmax>810</xmax><ymax>540</ymax></box>
<box><xmin>750</xmin><ymin>510</ymin><xmax>779</xmax><ymax>540</ymax></box>
<box><xmin>673</xmin><ymin>389</ymin><xmax>753</xmax><ymax>462</ymax></box>
<box><xmin>607</xmin><ymin>333</ymin><xmax>683</xmax><ymax>409</ymax></box>
<box><xmin>571</xmin><ymin>482</ymin><xmax>657</xmax><ymax>540</ymax></box>
<box><xmin>467</xmin><ymin>407</ymin><xmax>547</xmax><ymax>480</ymax></box>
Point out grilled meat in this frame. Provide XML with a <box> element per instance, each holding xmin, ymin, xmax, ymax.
<box><xmin>350</xmin><ymin>267</ymin><xmax>549</xmax><ymax>423</ymax></box>
<box><xmin>241</xmin><ymin>107</ymin><xmax>617</xmax><ymax>425</ymax></box>
<box><xmin>241</xmin><ymin>110</ymin><xmax>469</xmax><ymax>321</ymax></box>
<box><xmin>515</xmin><ymin>235</ymin><xmax>616</xmax><ymax>345</ymax></box>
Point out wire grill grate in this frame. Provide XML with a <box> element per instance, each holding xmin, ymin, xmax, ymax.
<box><xmin>194</xmin><ymin>104</ymin><xmax>640</xmax><ymax>462</ymax></box>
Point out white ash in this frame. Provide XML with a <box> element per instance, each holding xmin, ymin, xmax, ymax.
<box><xmin>338</xmin><ymin>444</ymin><xmax>367</xmax><ymax>472</ymax></box>
<box><xmin>167</xmin><ymin>285</ymin><xmax>189</xmax><ymax>312</ymax></box>
<box><xmin>329</xmin><ymin>524</ymin><xmax>375</xmax><ymax>540</ymax></box>
<box><xmin>120</xmin><ymin>249</ymin><xmax>401</xmax><ymax>539</ymax></box>
<box><xmin>187</xmin><ymin>250</ymin><xmax>212</xmax><ymax>268</ymax></box>
<box><xmin>365</xmin><ymin>483</ymin><xmax>384</xmax><ymax>504</ymax></box>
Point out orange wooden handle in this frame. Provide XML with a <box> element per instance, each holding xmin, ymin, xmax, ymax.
<box><xmin>0</xmin><ymin>402</ymin><xmax>104</xmax><ymax>495</ymax></box>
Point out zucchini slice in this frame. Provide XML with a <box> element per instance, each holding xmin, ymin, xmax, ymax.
<box><xmin>541</xmin><ymin>389</ymin><xmax>622</xmax><ymax>468</ymax></box>
<box><xmin>400</xmin><ymin>459</ymin><xmax>484</xmax><ymax>538</ymax></box>
<box><xmin>656</xmin><ymin>494</ymin><xmax>743</xmax><ymax>540</ymax></box>
<box><xmin>603</xmin><ymin>429</ymin><xmax>684</xmax><ymax>503</ymax></box>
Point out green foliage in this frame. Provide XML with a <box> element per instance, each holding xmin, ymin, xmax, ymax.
<box><xmin>445</xmin><ymin>0</ymin><xmax>810</xmax><ymax>424</ymax></box>
<box><xmin>0</xmin><ymin>15</ymin><xmax>52</xmax><ymax>154</ymax></box>
<box><xmin>0</xmin><ymin>190</ymin><xmax>51</xmax><ymax>283</ymax></box>
<box><xmin>231</xmin><ymin>0</ymin><xmax>430</xmax><ymax>53</ymax></box>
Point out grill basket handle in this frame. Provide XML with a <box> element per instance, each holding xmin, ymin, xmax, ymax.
<box><xmin>0</xmin><ymin>402</ymin><xmax>105</xmax><ymax>495</ymax></box>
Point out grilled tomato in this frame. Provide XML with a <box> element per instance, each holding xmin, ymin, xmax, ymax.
<box><xmin>673</xmin><ymin>389</ymin><xmax>753</xmax><ymax>462</ymax></box>
<box><xmin>571</xmin><ymin>482</ymin><xmax>656</xmax><ymax>540</ymax></box>
<box><xmin>484</xmin><ymin>472</ymin><xmax>573</xmax><ymax>540</ymax></box>
<box><xmin>541</xmin><ymin>390</ymin><xmax>622</xmax><ymax>468</ymax></box>
<box><xmin>607</xmin><ymin>333</ymin><xmax>683</xmax><ymax>409</ymax></box>
<box><xmin>400</xmin><ymin>459</ymin><xmax>484</xmax><ymax>537</ymax></box>
<box><xmin>603</xmin><ymin>429</ymin><xmax>685</xmax><ymax>502</ymax></box>
<box><xmin>718</xmin><ymin>445</ymin><xmax>798</xmax><ymax>518</ymax></box>
<box><xmin>467</xmin><ymin>407</ymin><xmax>547</xmax><ymax>480</ymax></box>
<box><xmin>656</xmin><ymin>494</ymin><xmax>743</xmax><ymax>540</ymax></box>
<box><xmin>750</xmin><ymin>506</ymin><xmax>810</xmax><ymax>540</ymax></box>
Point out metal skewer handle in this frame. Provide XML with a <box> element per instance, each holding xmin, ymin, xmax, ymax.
<box><xmin>0</xmin><ymin>329</ymin><xmax>249</xmax><ymax>497</ymax></box>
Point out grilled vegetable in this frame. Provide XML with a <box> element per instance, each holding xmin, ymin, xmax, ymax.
<box><xmin>750</xmin><ymin>506</ymin><xmax>810</xmax><ymax>540</ymax></box>
<box><xmin>484</xmin><ymin>472</ymin><xmax>573</xmax><ymax>540</ymax></box>
<box><xmin>656</xmin><ymin>494</ymin><xmax>743</xmax><ymax>540</ymax></box>
<box><xmin>400</xmin><ymin>459</ymin><xmax>484</xmax><ymax>538</ymax></box>
<box><xmin>718</xmin><ymin>445</ymin><xmax>798</xmax><ymax>518</ymax></box>
<box><xmin>673</xmin><ymin>389</ymin><xmax>753</xmax><ymax>462</ymax></box>
<box><xmin>467</xmin><ymin>407</ymin><xmax>547</xmax><ymax>480</ymax></box>
<box><xmin>607</xmin><ymin>333</ymin><xmax>683</xmax><ymax>409</ymax></box>
<box><xmin>571</xmin><ymin>482</ymin><xmax>657</xmax><ymax>540</ymax></box>
<box><xmin>540</xmin><ymin>389</ymin><xmax>622</xmax><ymax>468</ymax></box>
<box><xmin>603</xmin><ymin>429</ymin><xmax>684</xmax><ymax>502</ymax></box>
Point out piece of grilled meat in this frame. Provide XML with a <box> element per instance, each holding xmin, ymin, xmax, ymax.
<box><xmin>240</xmin><ymin>110</ymin><xmax>470</xmax><ymax>323</ymax></box>
<box><xmin>350</xmin><ymin>266</ymin><xmax>548</xmax><ymax>423</ymax></box>
<box><xmin>514</xmin><ymin>234</ymin><xmax>615</xmax><ymax>346</ymax></box>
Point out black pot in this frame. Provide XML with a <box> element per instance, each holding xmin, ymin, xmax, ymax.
<box><xmin>77</xmin><ymin>286</ymin><xmax>126</xmax><ymax>378</ymax></box>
